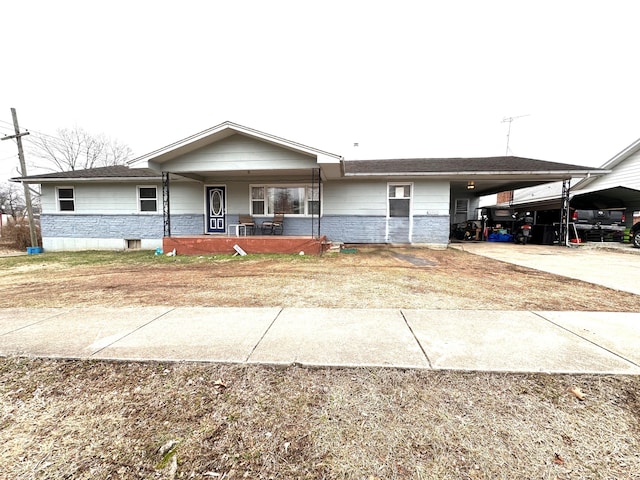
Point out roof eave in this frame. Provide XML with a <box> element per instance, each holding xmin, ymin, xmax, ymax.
<box><xmin>344</xmin><ymin>169</ymin><xmax>608</xmax><ymax>177</ymax></box>
<box><xmin>13</xmin><ymin>176</ymin><xmax>162</xmax><ymax>184</ymax></box>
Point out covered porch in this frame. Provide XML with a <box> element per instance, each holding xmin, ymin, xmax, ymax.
<box><xmin>136</xmin><ymin>122</ymin><xmax>343</xmax><ymax>255</ymax></box>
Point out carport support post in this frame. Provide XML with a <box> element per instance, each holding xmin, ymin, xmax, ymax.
<box><xmin>560</xmin><ymin>178</ymin><xmax>571</xmax><ymax>246</ymax></box>
<box><xmin>162</xmin><ymin>171</ymin><xmax>171</xmax><ymax>237</ymax></box>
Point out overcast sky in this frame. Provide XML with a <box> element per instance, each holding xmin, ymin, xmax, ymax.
<box><xmin>2</xmin><ymin>0</ymin><xmax>639</xmax><ymax>182</ymax></box>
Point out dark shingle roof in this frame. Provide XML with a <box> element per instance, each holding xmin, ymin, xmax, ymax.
<box><xmin>343</xmin><ymin>156</ymin><xmax>597</xmax><ymax>175</ymax></box>
<box><xmin>15</xmin><ymin>165</ymin><xmax>160</xmax><ymax>181</ymax></box>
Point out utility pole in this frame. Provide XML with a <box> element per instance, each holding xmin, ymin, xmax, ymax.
<box><xmin>501</xmin><ymin>114</ymin><xmax>530</xmax><ymax>156</ymax></box>
<box><xmin>1</xmin><ymin>108</ymin><xmax>38</xmax><ymax>248</ymax></box>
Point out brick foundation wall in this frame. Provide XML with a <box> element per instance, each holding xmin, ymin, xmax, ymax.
<box><xmin>40</xmin><ymin>213</ymin><xmax>451</xmax><ymax>248</ymax></box>
<box><xmin>163</xmin><ymin>236</ymin><xmax>328</xmax><ymax>255</ymax></box>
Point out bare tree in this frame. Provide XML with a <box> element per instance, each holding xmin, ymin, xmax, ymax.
<box><xmin>0</xmin><ymin>181</ymin><xmax>26</xmax><ymax>219</ymax></box>
<box><xmin>28</xmin><ymin>126</ymin><xmax>133</xmax><ymax>172</ymax></box>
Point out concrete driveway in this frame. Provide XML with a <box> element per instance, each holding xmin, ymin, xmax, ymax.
<box><xmin>451</xmin><ymin>242</ymin><xmax>640</xmax><ymax>295</ymax></box>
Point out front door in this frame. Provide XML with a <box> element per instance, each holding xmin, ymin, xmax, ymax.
<box><xmin>205</xmin><ymin>186</ymin><xmax>226</xmax><ymax>233</ymax></box>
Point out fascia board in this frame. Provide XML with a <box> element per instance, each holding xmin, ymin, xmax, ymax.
<box><xmin>13</xmin><ymin>176</ymin><xmax>162</xmax><ymax>184</ymax></box>
<box><xmin>344</xmin><ymin>169</ymin><xmax>607</xmax><ymax>177</ymax></box>
<box><xmin>599</xmin><ymin>136</ymin><xmax>640</xmax><ymax>170</ymax></box>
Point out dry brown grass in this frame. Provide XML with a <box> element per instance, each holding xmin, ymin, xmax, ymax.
<box><xmin>1</xmin><ymin>358</ymin><xmax>639</xmax><ymax>479</ymax></box>
<box><xmin>0</xmin><ymin>220</ymin><xmax>41</xmax><ymax>251</ymax></box>
<box><xmin>1</xmin><ymin>247</ymin><xmax>639</xmax><ymax>311</ymax></box>
<box><xmin>1</xmin><ymin>248</ymin><xmax>639</xmax><ymax>478</ymax></box>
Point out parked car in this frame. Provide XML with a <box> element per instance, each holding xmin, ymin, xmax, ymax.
<box><xmin>632</xmin><ymin>221</ymin><xmax>640</xmax><ymax>248</ymax></box>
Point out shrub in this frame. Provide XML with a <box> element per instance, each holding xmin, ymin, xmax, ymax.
<box><xmin>2</xmin><ymin>218</ymin><xmax>42</xmax><ymax>250</ymax></box>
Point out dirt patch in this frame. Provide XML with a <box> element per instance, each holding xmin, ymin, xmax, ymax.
<box><xmin>1</xmin><ymin>247</ymin><xmax>639</xmax><ymax>311</ymax></box>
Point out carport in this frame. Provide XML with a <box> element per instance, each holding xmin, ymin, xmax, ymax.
<box><xmin>568</xmin><ymin>186</ymin><xmax>640</xmax><ymax>210</ymax></box>
<box><xmin>447</xmin><ymin>157</ymin><xmax>608</xmax><ymax>245</ymax></box>
<box><xmin>511</xmin><ymin>184</ymin><xmax>640</xmax><ymax>244</ymax></box>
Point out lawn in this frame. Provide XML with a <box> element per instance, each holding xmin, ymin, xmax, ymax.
<box><xmin>1</xmin><ymin>247</ymin><xmax>639</xmax><ymax>479</ymax></box>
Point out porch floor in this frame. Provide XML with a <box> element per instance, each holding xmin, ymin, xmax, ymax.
<box><xmin>163</xmin><ymin>235</ymin><xmax>328</xmax><ymax>255</ymax></box>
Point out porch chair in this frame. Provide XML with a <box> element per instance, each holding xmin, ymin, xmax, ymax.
<box><xmin>238</xmin><ymin>214</ymin><xmax>256</xmax><ymax>235</ymax></box>
<box><xmin>261</xmin><ymin>213</ymin><xmax>285</xmax><ymax>235</ymax></box>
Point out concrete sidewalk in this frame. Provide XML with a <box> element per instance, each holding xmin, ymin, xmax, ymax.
<box><xmin>1</xmin><ymin>306</ymin><xmax>639</xmax><ymax>374</ymax></box>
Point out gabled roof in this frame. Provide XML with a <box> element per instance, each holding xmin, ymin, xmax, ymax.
<box><xmin>130</xmin><ymin>120</ymin><xmax>343</xmax><ymax>166</ymax></box>
<box><xmin>12</xmin><ymin>165</ymin><xmax>160</xmax><ymax>183</ymax></box>
<box><xmin>343</xmin><ymin>156</ymin><xmax>599</xmax><ymax>175</ymax></box>
<box><xmin>573</xmin><ymin>135</ymin><xmax>640</xmax><ymax>191</ymax></box>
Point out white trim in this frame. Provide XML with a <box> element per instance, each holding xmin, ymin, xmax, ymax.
<box><xmin>249</xmin><ymin>183</ymin><xmax>323</xmax><ymax>217</ymax></box>
<box><xmin>386</xmin><ymin>182</ymin><xmax>414</xmax><ymax>242</ymax></box>
<box><xmin>137</xmin><ymin>185</ymin><xmax>158</xmax><ymax>213</ymax></box>
<box><xmin>56</xmin><ymin>186</ymin><xmax>75</xmax><ymax>212</ymax></box>
<box><xmin>19</xmin><ymin>176</ymin><xmax>162</xmax><ymax>184</ymax></box>
<box><xmin>203</xmin><ymin>184</ymin><xmax>227</xmax><ymax>234</ymax></box>
<box><xmin>454</xmin><ymin>198</ymin><xmax>470</xmax><ymax>223</ymax></box>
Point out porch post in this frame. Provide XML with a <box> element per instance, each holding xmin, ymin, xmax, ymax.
<box><xmin>162</xmin><ymin>171</ymin><xmax>171</xmax><ymax>237</ymax></box>
<box><xmin>560</xmin><ymin>178</ymin><xmax>570</xmax><ymax>246</ymax></box>
<box><xmin>317</xmin><ymin>168</ymin><xmax>322</xmax><ymax>239</ymax></box>
<box><xmin>311</xmin><ymin>168</ymin><xmax>321</xmax><ymax>239</ymax></box>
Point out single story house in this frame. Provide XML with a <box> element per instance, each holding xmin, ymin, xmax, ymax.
<box><xmin>13</xmin><ymin>121</ymin><xmax>605</xmax><ymax>253</ymax></box>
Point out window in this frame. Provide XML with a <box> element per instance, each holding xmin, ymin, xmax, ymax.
<box><xmin>138</xmin><ymin>186</ymin><xmax>157</xmax><ymax>212</ymax></box>
<box><xmin>250</xmin><ymin>185</ymin><xmax>321</xmax><ymax>216</ymax></box>
<box><xmin>454</xmin><ymin>198</ymin><xmax>469</xmax><ymax>223</ymax></box>
<box><xmin>251</xmin><ymin>186</ymin><xmax>265</xmax><ymax>215</ymax></box>
<box><xmin>307</xmin><ymin>186</ymin><xmax>320</xmax><ymax>215</ymax></box>
<box><xmin>57</xmin><ymin>187</ymin><xmax>75</xmax><ymax>212</ymax></box>
<box><xmin>388</xmin><ymin>183</ymin><xmax>411</xmax><ymax>217</ymax></box>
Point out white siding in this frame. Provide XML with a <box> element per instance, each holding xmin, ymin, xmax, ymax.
<box><xmin>225</xmin><ymin>182</ymin><xmax>252</xmax><ymax>214</ymax></box>
<box><xmin>40</xmin><ymin>185</ymin><xmax>57</xmax><ymax>213</ymax></box>
<box><xmin>322</xmin><ymin>179</ymin><xmax>450</xmax><ymax>216</ymax></box>
<box><xmin>42</xmin><ymin>183</ymin><xmax>160</xmax><ymax>214</ymax></box>
<box><xmin>578</xmin><ymin>149</ymin><xmax>640</xmax><ymax>192</ymax></box>
<box><xmin>413</xmin><ymin>181</ymin><xmax>450</xmax><ymax>215</ymax></box>
<box><xmin>154</xmin><ymin>134</ymin><xmax>319</xmax><ymax>172</ymax></box>
<box><xmin>323</xmin><ymin>181</ymin><xmax>387</xmax><ymax>215</ymax></box>
<box><xmin>168</xmin><ymin>181</ymin><xmax>258</xmax><ymax>215</ymax></box>
<box><xmin>168</xmin><ymin>181</ymin><xmax>204</xmax><ymax>213</ymax></box>
<box><xmin>40</xmin><ymin>178</ymin><xmax>451</xmax><ymax>218</ymax></box>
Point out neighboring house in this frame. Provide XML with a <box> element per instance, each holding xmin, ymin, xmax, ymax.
<box><xmin>12</xmin><ymin>121</ymin><xmax>604</xmax><ymax>252</ymax></box>
<box><xmin>511</xmin><ymin>136</ymin><xmax>640</xmax><ymax>219</ymax></box>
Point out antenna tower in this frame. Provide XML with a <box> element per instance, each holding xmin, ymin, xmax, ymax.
<box><xmin>501</xmin><ymin>114</ymin><xmax>530</xmax><ymax>156</ymax></box>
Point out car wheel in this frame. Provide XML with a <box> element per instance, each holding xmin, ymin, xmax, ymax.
<box><xmin>633</xmin><ymin>229</ymin><xmax>640</xmax><ymax>248</ymax></box>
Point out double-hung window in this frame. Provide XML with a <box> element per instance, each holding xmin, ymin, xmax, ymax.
<box><xmin>57</xmin><ymin>187</ymin><xmax>75</xmax><ymax>212</ymax></box>
<box><xmin>138</xmin><ymin>186</ymin><xmax>158</xmax><ymax>212</ymax></box>
<box><xmin>251</xmin><ymin>185</ymin><xmax>321</xmax><ymax>216</ymax></box>
<box><xmin>388</xmin><ymin>183</ymin><xmax>412</xmax><ymax>217</ymax></box>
